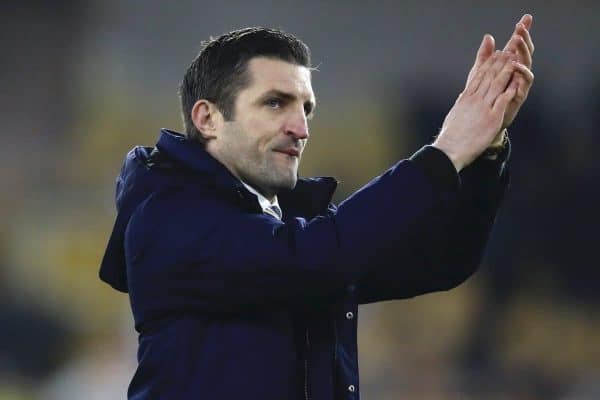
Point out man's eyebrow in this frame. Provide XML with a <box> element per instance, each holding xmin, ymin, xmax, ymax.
<box><xmin>260</xmin><ymin>89</ymin><xmax>295</xmax><ymax>101</ymax></box>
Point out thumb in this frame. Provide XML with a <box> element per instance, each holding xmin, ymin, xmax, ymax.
<box><xmin>475</xmin><ymin>34</ymin><xmax>495</xmax><ymax>67</ymax></box>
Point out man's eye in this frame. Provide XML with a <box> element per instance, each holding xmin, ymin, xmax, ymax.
<box><xmin>304</xmin><ymin>105</ymin><xmax>313</xmax><ymax>117</ymax></box>
<box><xmin>266</xmin><ymin>98</ymin><xmax>282</xmax><ymax>108</ymax></box>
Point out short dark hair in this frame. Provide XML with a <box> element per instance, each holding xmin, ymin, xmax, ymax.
<box><xmin>178</xmin><ymin>27</ymin><xmax>312</xmax><ymax>143</ymax></box>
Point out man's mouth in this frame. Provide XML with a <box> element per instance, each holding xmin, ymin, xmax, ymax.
<box><xmin>274</xmin><ymin>148</ymin><xmax>300</xmax><ymax>157</ymax></box>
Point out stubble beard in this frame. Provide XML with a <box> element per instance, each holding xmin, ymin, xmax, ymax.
<box><xmin>222</xmin><ymin>123</ymin><xmax>299</xmax><ymax>197</ymax></box>
<box><xmin>242</xmin><ymin>152</ymin><xmax>298</xmax><ymax>198</ymax></box>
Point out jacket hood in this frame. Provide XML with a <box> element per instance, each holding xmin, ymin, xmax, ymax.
<box><xmin>99</xmin><ymin>129</ymin><xmax>337</xmax><ymax>293</ymax></box>
<box><xmin>99</xmin><ymin>145</ymin><xmax>154</xmax><ymax>292</ymax></box>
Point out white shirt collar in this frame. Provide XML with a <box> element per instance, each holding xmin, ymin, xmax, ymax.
<box><xmin>240</xmin><ymin>181</ymin><xmax>282</xmax><ymax>220</ymax></box>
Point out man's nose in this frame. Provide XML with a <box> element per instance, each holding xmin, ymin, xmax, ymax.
<box><xmin>285</xmin><ymin>109</ymin><xmax>309</xmax><ymax>140</ymax></box>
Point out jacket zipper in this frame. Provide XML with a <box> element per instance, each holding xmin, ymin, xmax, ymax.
<box><xmin>333</xmin><ymin>319</ymin><xmax>338</xmax><ymax>363</ymax></box>
<box><xmin>332</xmin><ymin>319</ymin><xmax>338</xmax><ymax>392</ymax></box>
<box><xmin>304</xmin><ymin>328</ymin><xmax>311</xmax><ymax>400</ymax></box>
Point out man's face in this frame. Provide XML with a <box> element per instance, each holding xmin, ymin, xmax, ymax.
<box><xmin>207</xmin><ymin>57</ymin><xmax>315</xmax><ymax>199</ymax></box>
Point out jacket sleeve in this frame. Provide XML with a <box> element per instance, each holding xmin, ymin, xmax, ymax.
<box><xmin>356</xmin><ymin>144</ymin><xmax>510</xmax><ymax>304</ymax></box>
<box><xmin>124</xmin><ymin>147</ymin><xmax>473</xmax><ymax>315</ymax></box>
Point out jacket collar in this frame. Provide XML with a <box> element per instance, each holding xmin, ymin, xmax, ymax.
<box><xmin>155</xmin><ymin>129</ymin><xmax>338</xmax><ymax>217</ymax></box>
<box><xmin>156</xmin><ymin>128</ymin><xmax>239</xmax><ymax>183</ymax></box>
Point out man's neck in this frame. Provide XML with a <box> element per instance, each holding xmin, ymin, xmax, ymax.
<box><xmin>240</xmin><ymin>181</ymin><xmax>278</xmax><ymax>207</ymax></box>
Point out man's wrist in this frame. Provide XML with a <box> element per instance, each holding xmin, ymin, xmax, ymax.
<box><xmin>483</xmin><ymin>129</ymin><xmax>508</xmax><ymax>160</ymax></box>
<box><xmin>430</xmin><ymin>135</ymin><xmax>468</xmax><ymax>172</ymax></box>
<box><xmin>409</xmin><ymin>145</ymin><xmax>460</xmax><ymax>192</ymax></box>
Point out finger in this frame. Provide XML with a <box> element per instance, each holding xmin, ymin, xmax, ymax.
<box><xmin>510</xmin><ymin>74</ymin><xmax>527</xmax><ymax>100</ymax></box>
<box><xmin>477</xmin><ymin>52</ymin><xmax>516</xmax><ymax>97</ymax></box>
<box><xmin>506</xmin><ymin>64</ymin><xmax>534</xmax><ymax>104</ymax></box>
<box><xmin>515</xmin><ymin>79</ymin><xmax>531</xmax><ymax>104</ymax></box>
<box><xmin>520</xmin><ymin>13</ymin><xmax>533</xmax><ymax>31</ymax></box>
<box><xmin>511</xmin><ymin>14</ymin><xmax>533</xmax><ymax>36</ymax></box>
<box><xmin>512</xmin><ymin>61</ymin><xmax>534</xmax><ymax>85</ymax></box>
<box><xmin>510</xmin><ymin>34</ymin><xmax>532</xmax><ymax>67</ymax></box>
<box><xmin>503</xmin><ymin>15</ymin><xmax>534</xmax><ymax>56</ymax></box>
<box><xmin>504</xmin><ymin>34</ymin><xmax>531</xmax><ymax>68</ymax></box>
<box><xmin>466</xmin><ymin>34</ymin><xmax>496</xmax><ymax>88</ymax></box>
<box><xmin>474</xmin><ymin>34</ymin><xmax>496</xmax><ymax>68</ymax></box>
<box><xmin>492</xmin><ymin>81</ymin><xmax>517</xmax><ymax>114</ymax></box>
<box><xmin>465</xmin><ymin>51</ymin><xmax>499</xmax><ymax>95</ymax></box>
<box><xmin>516</xmin><ymin>22</ymin><xmax>535</xmax><ymax>56</ymax></box>
<box><xmin>503</xmin><ymin>23</ymin><xmax>520</xmax><ymax>52</ymax></box>
<box><xmin>484</xmin><ymin>59</ymin><xmax>519</xmax><ymax>105</ymax></box>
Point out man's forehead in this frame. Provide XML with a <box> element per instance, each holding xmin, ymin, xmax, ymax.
<box><xmin>246</xmin><ymin>57</ymin><xmax>314</xmax><ymax>101</ymax></box>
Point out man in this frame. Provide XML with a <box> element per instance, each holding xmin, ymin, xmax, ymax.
<box><xmin>100</xmin><ymin>16</ymin><xmax>534</xmax><ymax>400</ymax></box>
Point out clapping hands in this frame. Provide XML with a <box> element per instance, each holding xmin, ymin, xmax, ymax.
<box><xmin>433</xmin><ymin>14</ymin><xmax>535</xmax><ymax>171</ymax></box>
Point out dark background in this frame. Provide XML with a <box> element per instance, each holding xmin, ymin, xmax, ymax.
<box><xmin>1</xmin><ymin>1</ymin><xmax>598</xmax><ymax>398</ymax></box>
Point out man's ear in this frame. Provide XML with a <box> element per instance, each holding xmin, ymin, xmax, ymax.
<box><xmin>191</xmin><ymin>99</ymin><xmax>223</xmax><ymax>141</ymax></box>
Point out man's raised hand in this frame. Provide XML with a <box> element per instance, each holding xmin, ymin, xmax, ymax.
<box><xmin>463</xmin><ymin>14</ymin><xmax>535</xmax><ymax>130</ymax></box>
<box><xmin>433</xmin><ymin>47</ymin><xmax>533</xmax><ymax>172</ymax></box>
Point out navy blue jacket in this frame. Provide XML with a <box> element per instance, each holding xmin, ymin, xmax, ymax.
<box><xmin>100</xmin><ymin>128</ymin><xmax>509</xmax><ymax>399</ymax></box>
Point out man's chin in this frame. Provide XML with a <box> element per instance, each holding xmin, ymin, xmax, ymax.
<box><xmin>269</xmin><ymin>175</ymin><xmax>298</xmax><ymax>194</ymax></box>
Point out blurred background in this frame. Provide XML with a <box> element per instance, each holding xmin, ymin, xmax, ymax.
<box><xmin>2</xmin><ymin>0</ymin><xmax>599</xmax><ymax>399</ymax></box>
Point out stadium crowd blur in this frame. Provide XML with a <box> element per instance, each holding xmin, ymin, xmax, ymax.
<box><xmin>1</xmin><ymin>1</ymin><xmax>598</xmax><ymax>399</ymax></box>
